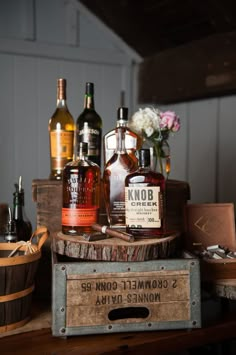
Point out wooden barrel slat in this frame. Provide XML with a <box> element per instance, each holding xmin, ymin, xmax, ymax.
<box><xmin>0</xmin><ymin>244</ymin><xmax>41</xmax><ymax>332</ymax></box>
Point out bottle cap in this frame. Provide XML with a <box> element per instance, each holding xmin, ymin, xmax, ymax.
<box><xmin>117</xmin><ymin>107</ymin><xmax>128</xmax><ymax>121</ymax></box>
<box><xmin>138</xmin><ymin>149</ymin><xmax>150</xmax><ymax>167</ymax></box>
<box><xmin>57</xmin><ymin>78</ymin><xmax>66</xmax><ymax>100</ymax></box>
<box><xmin>86</xmin><ymin>82</ymin><xmax>94</xmax><ymax>95</ymax></box>
<box><xmin>79</xmin><ymin>142</ymin><xmax>88</xmax><ymax>155</ymax></box>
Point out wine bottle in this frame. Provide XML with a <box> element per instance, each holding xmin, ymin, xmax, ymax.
<box><xmin>103</xmin><ymin>125</ymin><xmax>138</xmax><ymax>229</ymax></box>
<box><xmin>48</xmin><ymin>78</ymin><xmax>75</xmax><ymax>180</ymax></box>
<box><xmin>13</xmin><ymin>176</ymin><xmax>32</xmax><ymax>242</ymax></box>
<box><xmin>125</xmin><ymin>149</ymin><xmax>166</xmax><ymax>238</ymax></box>
<box><xmin>76</xmin><ymin>82</ymin><xmax>102</xmax><ymax>166</ymax></box>
<box><xmin>103</xmin><ymin>107</ymin><xmax>143</xmax><ymax>165</ymax></box>
<box><xmin>62</xmin><ymin>142</ymin><xmax>101</xmax><ymax>235</ymax></box>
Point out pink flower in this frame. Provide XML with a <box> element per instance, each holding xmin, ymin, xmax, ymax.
<box><xmin>160</xmin><ymin>111</ymin><xmax>180</xmax><ymax>132</ymax></box>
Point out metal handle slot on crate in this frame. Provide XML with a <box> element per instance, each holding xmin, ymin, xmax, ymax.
<box><xmin>108</xmin><ymin>307</ymin><xmax>149</xmax><ymax>320</ymax></box>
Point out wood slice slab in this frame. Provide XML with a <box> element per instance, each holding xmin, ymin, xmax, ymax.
<box><xmin>52</xmin><ymin>232</ymin><xmax>181</xmax><ymax>262</ymax></box>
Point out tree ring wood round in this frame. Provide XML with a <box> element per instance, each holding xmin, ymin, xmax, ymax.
<box><xmin>53</xmin><ymin>231</ymin><xmax>181</xmax><ymax>261</ymax></box>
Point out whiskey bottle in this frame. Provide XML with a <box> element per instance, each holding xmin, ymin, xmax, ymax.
<box><xmin>125</xmin><ymin>149</ymin><xmax>166</xmax><ymax>238</ymax></box>
<box><xmin>62</xmin><ymin>142</ymin><xmax>101</xmax><ymax>235</ymax></box>
<box><xmin>76</xmin><ymin>82</ymin><xmax>102</xmax><ymax>166</ymax></box>
<box><xmin>103</xmin><ymin>126</ymin><xmax>138</xmax><ymax>229</ymax></box>
<box><xmin>13</xmin><ymin>176</ymin><xmax>32</xmax><ymax>242</ymax></box>
<box><xmin>103</xmin><ymin>107</ymin><xmax>142</xmax><ymax>165</ymax></box>
<box><xmin>48</xmin><ymin>78</ymin><xmax>75</xmax><ymax>180</ymax></box>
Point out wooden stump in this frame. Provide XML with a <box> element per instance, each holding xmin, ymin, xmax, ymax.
<box><xmin>52</xmin><ymin>232</ymin><xmax>181</xmax><ymax>262</ymax></box>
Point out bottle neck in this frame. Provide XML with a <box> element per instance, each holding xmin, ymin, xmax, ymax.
<box><xmin>84</xmin><ymin>95</ymin><xmax>94</xmax><ymax>109</ymax></box>
<box><xmin>115</xmin><ymin>127</ymin><xmax>126</xmax><ymax>154</ymax></box>
<box><xmin>13</xmin><ymin>192</ymin><xmax>24</xmax><ymax>220</ymax></box>
<box><xmin>78</xmin><ymin>143</ymin><xmax>88</xmax><ymax>161</ymax></box>
<box><xmin>116</xmin><ymin>119</ymin><xmax>128</xmax><ymax>127</ymax></box>
<box><xmin>57</xmin><ymin>79</ymin><xmax>67</xmax><ymax>108</ymax></box>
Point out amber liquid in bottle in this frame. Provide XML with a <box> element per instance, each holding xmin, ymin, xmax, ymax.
<box><xmin>48</xmin><ymin>78</ymin><xmax>75</xmax><ymax>180</ymax></box>
<box><xmin>103</xmin><ymin>126</ymin><xmax>138</xmax><ymax>229</ymax></box>
<box><xmin>62</xmin><ymin>142</ymin><xmax>101</xmax><ymax>235</ymax></box>
<box><xmin>103</xmin><ymin>107</ymin><xmax>143</xmax><ymax>165</ymax></box>
<box><xmin>125</xmin><ymin>149</ymin><xmax>166</xmax><ymax>238</ymax></box>
<box><xmin>76</xmin><ymin>82</ymin><xmax>102</xmax><ymax>166</ymax></box>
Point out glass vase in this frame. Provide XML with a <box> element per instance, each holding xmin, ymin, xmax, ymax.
<box><xmin>142</xmin><ymin>138</ymin><xmax>170</xmax><ymax>179</ymax></box>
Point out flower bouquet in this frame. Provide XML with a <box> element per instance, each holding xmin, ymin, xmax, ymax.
<box><xmin>128</xmin><ymin>108</ymin><xmax>180</xmax><ymax>177</ymax></box>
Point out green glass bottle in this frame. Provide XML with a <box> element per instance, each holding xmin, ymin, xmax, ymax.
<box><xmin>76</xmin><ymin>82</ymin><xmax>102</xmax><ymax>166</ymax></box>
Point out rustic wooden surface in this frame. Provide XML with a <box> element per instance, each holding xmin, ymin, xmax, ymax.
<box><xmin>0</xmin><ymin>305</ymin><xmax>236</xmax><ymax>355</ymax></box>
<box><xmin>201</xmin><ymin>258</ymin><xmax>236</xmax><ymax>281</ymax></box>
<box><xmin>32</xmin><ymin>179</ymin><xmax>190</xmax><ymax>241</ymax></box>
<box><xmin>52</xmin><ymin>232</ymin><xmax>180</xmax><ymax>261</ymax></box>
<box><xmin>208</xmin><ymin>279</ymin><xmax>236</xmax><ymax>300</ymax></box>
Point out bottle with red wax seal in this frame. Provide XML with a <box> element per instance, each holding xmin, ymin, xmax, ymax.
<box><xmin>62</xmin><ymin>142</ymin><xmax>101</xmax><ymax>235</ymax></box>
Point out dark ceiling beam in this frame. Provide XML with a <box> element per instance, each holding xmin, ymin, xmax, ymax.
<box><xmin>138</xmin><ymin>31</ymin><xmax>236</xmax><ymax>104</ymax></box>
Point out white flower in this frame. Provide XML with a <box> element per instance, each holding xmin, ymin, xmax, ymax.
<box><xmin>129</xmin><ymin>107</ymin><xmax>161</xmax><ymax>138</ymax></box>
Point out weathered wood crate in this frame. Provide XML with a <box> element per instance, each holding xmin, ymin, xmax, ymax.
<box><xmin>32</xmin><ymin>178</ymin><xmax>190</xmax><ymax>236</ymax></box>
<box><xmin>185</xmin><ymin>203</ymin><xmax>236</xmax><ymax>281</ymax></box>
<box><xmin>52</xmin><ymin>251</ymin><xmax>201</xmax><ymax>337</ymax></box>
<box><xmin>32</xmin><ymin>178</ymin><xmax>190</xmax><ymax>300</ymax></box>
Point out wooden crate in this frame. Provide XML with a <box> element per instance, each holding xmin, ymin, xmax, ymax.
<box><xmin>51</xmin><ymin>251</ymin><xmax>201</xmax><ymax>337</ymax></box>
<box><xmin>32</xmin><ymin>178</ymin><xmax>190</xmax><ymax>237</ymax></box>
<box><xmin>184</xmin><ymin>203</ymin><xmax>236</xmax><ymax>281</ymax></box>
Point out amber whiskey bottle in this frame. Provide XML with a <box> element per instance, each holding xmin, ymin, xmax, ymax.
<box><xmin>125</xmin><ymin>149</ymin><xmax>166</xmax><ymax>238</ymax></box>
<box><xmin>103</xmin><ymin>107</ymin><xmax>142</xmax><ymax>165</ymax></box>
<box><xmin>48</xmin><ymin>78</ymin><xmax>75</xmax><ymax>180</ymax></box>
<box><xmin>62</xmin><ymin>142</ymin><xmax>101</xmax><ymax>235</ymax></box>
<box><xmin>76</xmin><ymin>82</ymin><xmax>102</xmax><ymax>166</ymax></box>
<box><xmin>103</xmin><ymin>125</ymin><xmax>138</xmax><ymax>229</ymax></box>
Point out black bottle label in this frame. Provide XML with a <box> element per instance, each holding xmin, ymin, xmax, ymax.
<box><xmin>78</xmin><ymin>126</ymin><xmax>101</xmax><ymax>156</ymax></box>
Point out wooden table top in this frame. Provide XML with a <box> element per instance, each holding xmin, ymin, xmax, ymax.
<box><xmin>0</xmin><ymin>294</ymin><xmax>236</xmax><ymax>355</ymax></box>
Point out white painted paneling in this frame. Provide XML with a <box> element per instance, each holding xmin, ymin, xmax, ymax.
<box><xmin>0</xmin><ymin>0</ymin><xmax>32</xmax><ymax>39</ymax></box>
<box><xmin>36</xmin><ymin>0</ymin><xmax>67</xmax><ymax>45</ymax></box>
<box><xmin>0</xmin><ymin>54</ymin><xmax>14</xmax><ymax>204</ymax></box>
<box><xmin>167</xmin><ymin>103</ymin><xmax>188</xmax><ymax>182</ymax></box>
<box><xmin>218</xmin><ymin>95</ymin><xmax>236</xmax><ymax>204</ymax></box>
<box><xmin>79</xmin><ymin>11</ymin><xmax>119</xmax><ymax>51</ymax></box>
<box><xmin>184</xmin><ymin>99</ymin><xmax>218</xmax><ymax>203</ymax></box>
<box><xmin>14</xmin><ymin>57</ymin><xmax>38</xmax><ymax>225</ymax></box>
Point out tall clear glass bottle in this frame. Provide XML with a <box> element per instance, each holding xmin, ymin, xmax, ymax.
<box><xmin>125</xmin><ymin>149</ymin><xmax>166</xmax><ymax>238</ymax></box>
<box><xmin>103</xmin><ymin>126</ymin><xmax>138</xmax><ymax>229</ymax></box>
<box><xmin>62</xmin><ymin>142</ymin><xmax>101</xmax><ymax>235</ymax></box>
<box><xmin>13</xmin><ymin>176</ymin><xmax>32</xmax><ymax>242</ymax></box>
<box><xmin>76</xmin><ymin>82</ymin><xmax>102</xmax><ymax>167</ymax></box>
<box><xmin>103</xmin><ymin>107</ymin><xmax>143</xmax><ymax>165</ymax></box>
<box><xmin>48</xmin><ymin>78</ymin><xmax>75</xmax><ymax>180</ymax></box>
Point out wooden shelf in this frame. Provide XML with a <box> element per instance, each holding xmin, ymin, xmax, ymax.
<box><xmin>0</xmin><ymin>298</ymin><xmax>236</xmax><ymax>354</ymax></box>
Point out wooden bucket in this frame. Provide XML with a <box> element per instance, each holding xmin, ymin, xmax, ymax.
<box><xmin>0</xmin><ymin>227</ymin><xmax>49</xmax><ymax>333</ymax></box>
